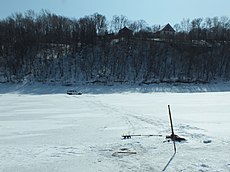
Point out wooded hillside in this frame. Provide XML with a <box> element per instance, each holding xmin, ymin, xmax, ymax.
<box><xmin>1</xmin><ymin>10</ymin><xmax>230</xmax><ymax>84</ymax></box>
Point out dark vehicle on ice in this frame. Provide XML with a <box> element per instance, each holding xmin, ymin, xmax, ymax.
<box><xmin>66</xmin><ymin>90</ymin><xmax>82</xmax><ymax>95</ymax></box>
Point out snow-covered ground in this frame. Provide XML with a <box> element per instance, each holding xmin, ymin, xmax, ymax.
<box><xmin>0</xmin><ymin>83</ymin><xmax>230</xmax><ymax>171</ymax></box>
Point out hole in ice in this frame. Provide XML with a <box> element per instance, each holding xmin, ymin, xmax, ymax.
<box><xmin>112</xmin><ymin>151</ymin><xmax>137</xmax><ymax>157</ymax></box>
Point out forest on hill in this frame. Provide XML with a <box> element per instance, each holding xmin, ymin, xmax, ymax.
<box><xmin>0</xmin><ymin>10</ymin><xmax>230</xmax><ymax>84</ymax></box>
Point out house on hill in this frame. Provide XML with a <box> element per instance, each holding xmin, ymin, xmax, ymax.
<box><xmin>159</xmin><ymin>23</ymin><xmax>175</xmax><ymax>35</ymax></box>
<box><xmin>118</xmin><ymin>27</ymin><xmax>133</xmax><ymax>38</ymax></box>
<box><xmin>155</xmin><ymin>23</ymin><xmax>175</xmax><ymax>38</ymax></box>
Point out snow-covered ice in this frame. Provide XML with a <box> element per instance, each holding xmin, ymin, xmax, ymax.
<box><xmin>0</xmin><ymin>83</ymin><xmax>230</xmax><ymax>171</ymax></box>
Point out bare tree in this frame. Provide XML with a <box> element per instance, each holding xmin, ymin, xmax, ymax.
<box><xmin>110</xmin><ymin>15</ymin><xmax>129</xmax><ymax>33</ymax></box>
<box><xmin>91</xmin><ymin>13</ymin><xmax>107</xmax><ymax>35</ymax></box>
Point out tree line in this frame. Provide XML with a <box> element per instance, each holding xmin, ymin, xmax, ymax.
<box><xmin>0</xmin><ymin>10</ymin><xmax>230</xmax><ymax>84</ymax></box>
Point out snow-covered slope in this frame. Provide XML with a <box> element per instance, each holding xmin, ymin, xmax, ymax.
<box><xmin>1</xmin><ymin>81</ymin><xmax>230</xmax><ymax>94</ymax></box>
<box><xmin>0</xmin><ymin>84</ymin><xmax>230</xmax><ymax>171</ymax></box>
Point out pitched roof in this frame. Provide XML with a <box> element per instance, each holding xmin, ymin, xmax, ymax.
<box><xmin>119</xmin><ymin>27</ymin><xmax>133</xmax><ymax>33</ymax></box>
<box><xmin>160</xmin><ymin>23</ymin><xmax>175</xmax><ymax>32</ymax></box>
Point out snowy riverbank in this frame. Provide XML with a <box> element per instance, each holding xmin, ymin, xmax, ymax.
<box><xmin>1</xmin><ymin>81</ymin><xmax>230</xmax><ymax>94</ymax></box>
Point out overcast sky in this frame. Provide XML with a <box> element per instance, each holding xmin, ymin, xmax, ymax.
<box><xmin>1</xmin><ymin>0</ymin><xmax>230</xmax><ymax>26</ymax></box>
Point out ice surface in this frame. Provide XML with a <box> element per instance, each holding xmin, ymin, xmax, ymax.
<box><xmin>0</xmin><ymin>83</ymin><xmax>229</xmax><ymax>171</ymax></box>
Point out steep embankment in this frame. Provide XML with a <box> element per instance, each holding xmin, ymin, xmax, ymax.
<box><xmin>1</xmin><ymin>39</ymin><xmax>230</xmax><ymax>85</ymax></box>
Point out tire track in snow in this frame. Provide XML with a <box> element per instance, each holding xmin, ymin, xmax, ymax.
<box><xmin>67</xmin><ymin>94</ymin><xmax>165</xmax><ymax>134</ymax></box>
<box><xmin>67</xmin><ymin>94</ymin><xmax>212</xmax><ymax>145</ymax></box>
<box><xmin>78</xmin><ymin>97</ymin><xmax>138</xmax><ymax>133</ymax></box>
<box><xmin>74</xmin><ymin>97</ymin><xmax>166</xmax><ymax>171</ymax></box>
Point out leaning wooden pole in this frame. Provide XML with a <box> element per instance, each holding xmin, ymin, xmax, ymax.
<box><xmin>168</xmin><ymin>105</ymin><xmax>176</xmax><ymax>153</ymax></box>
